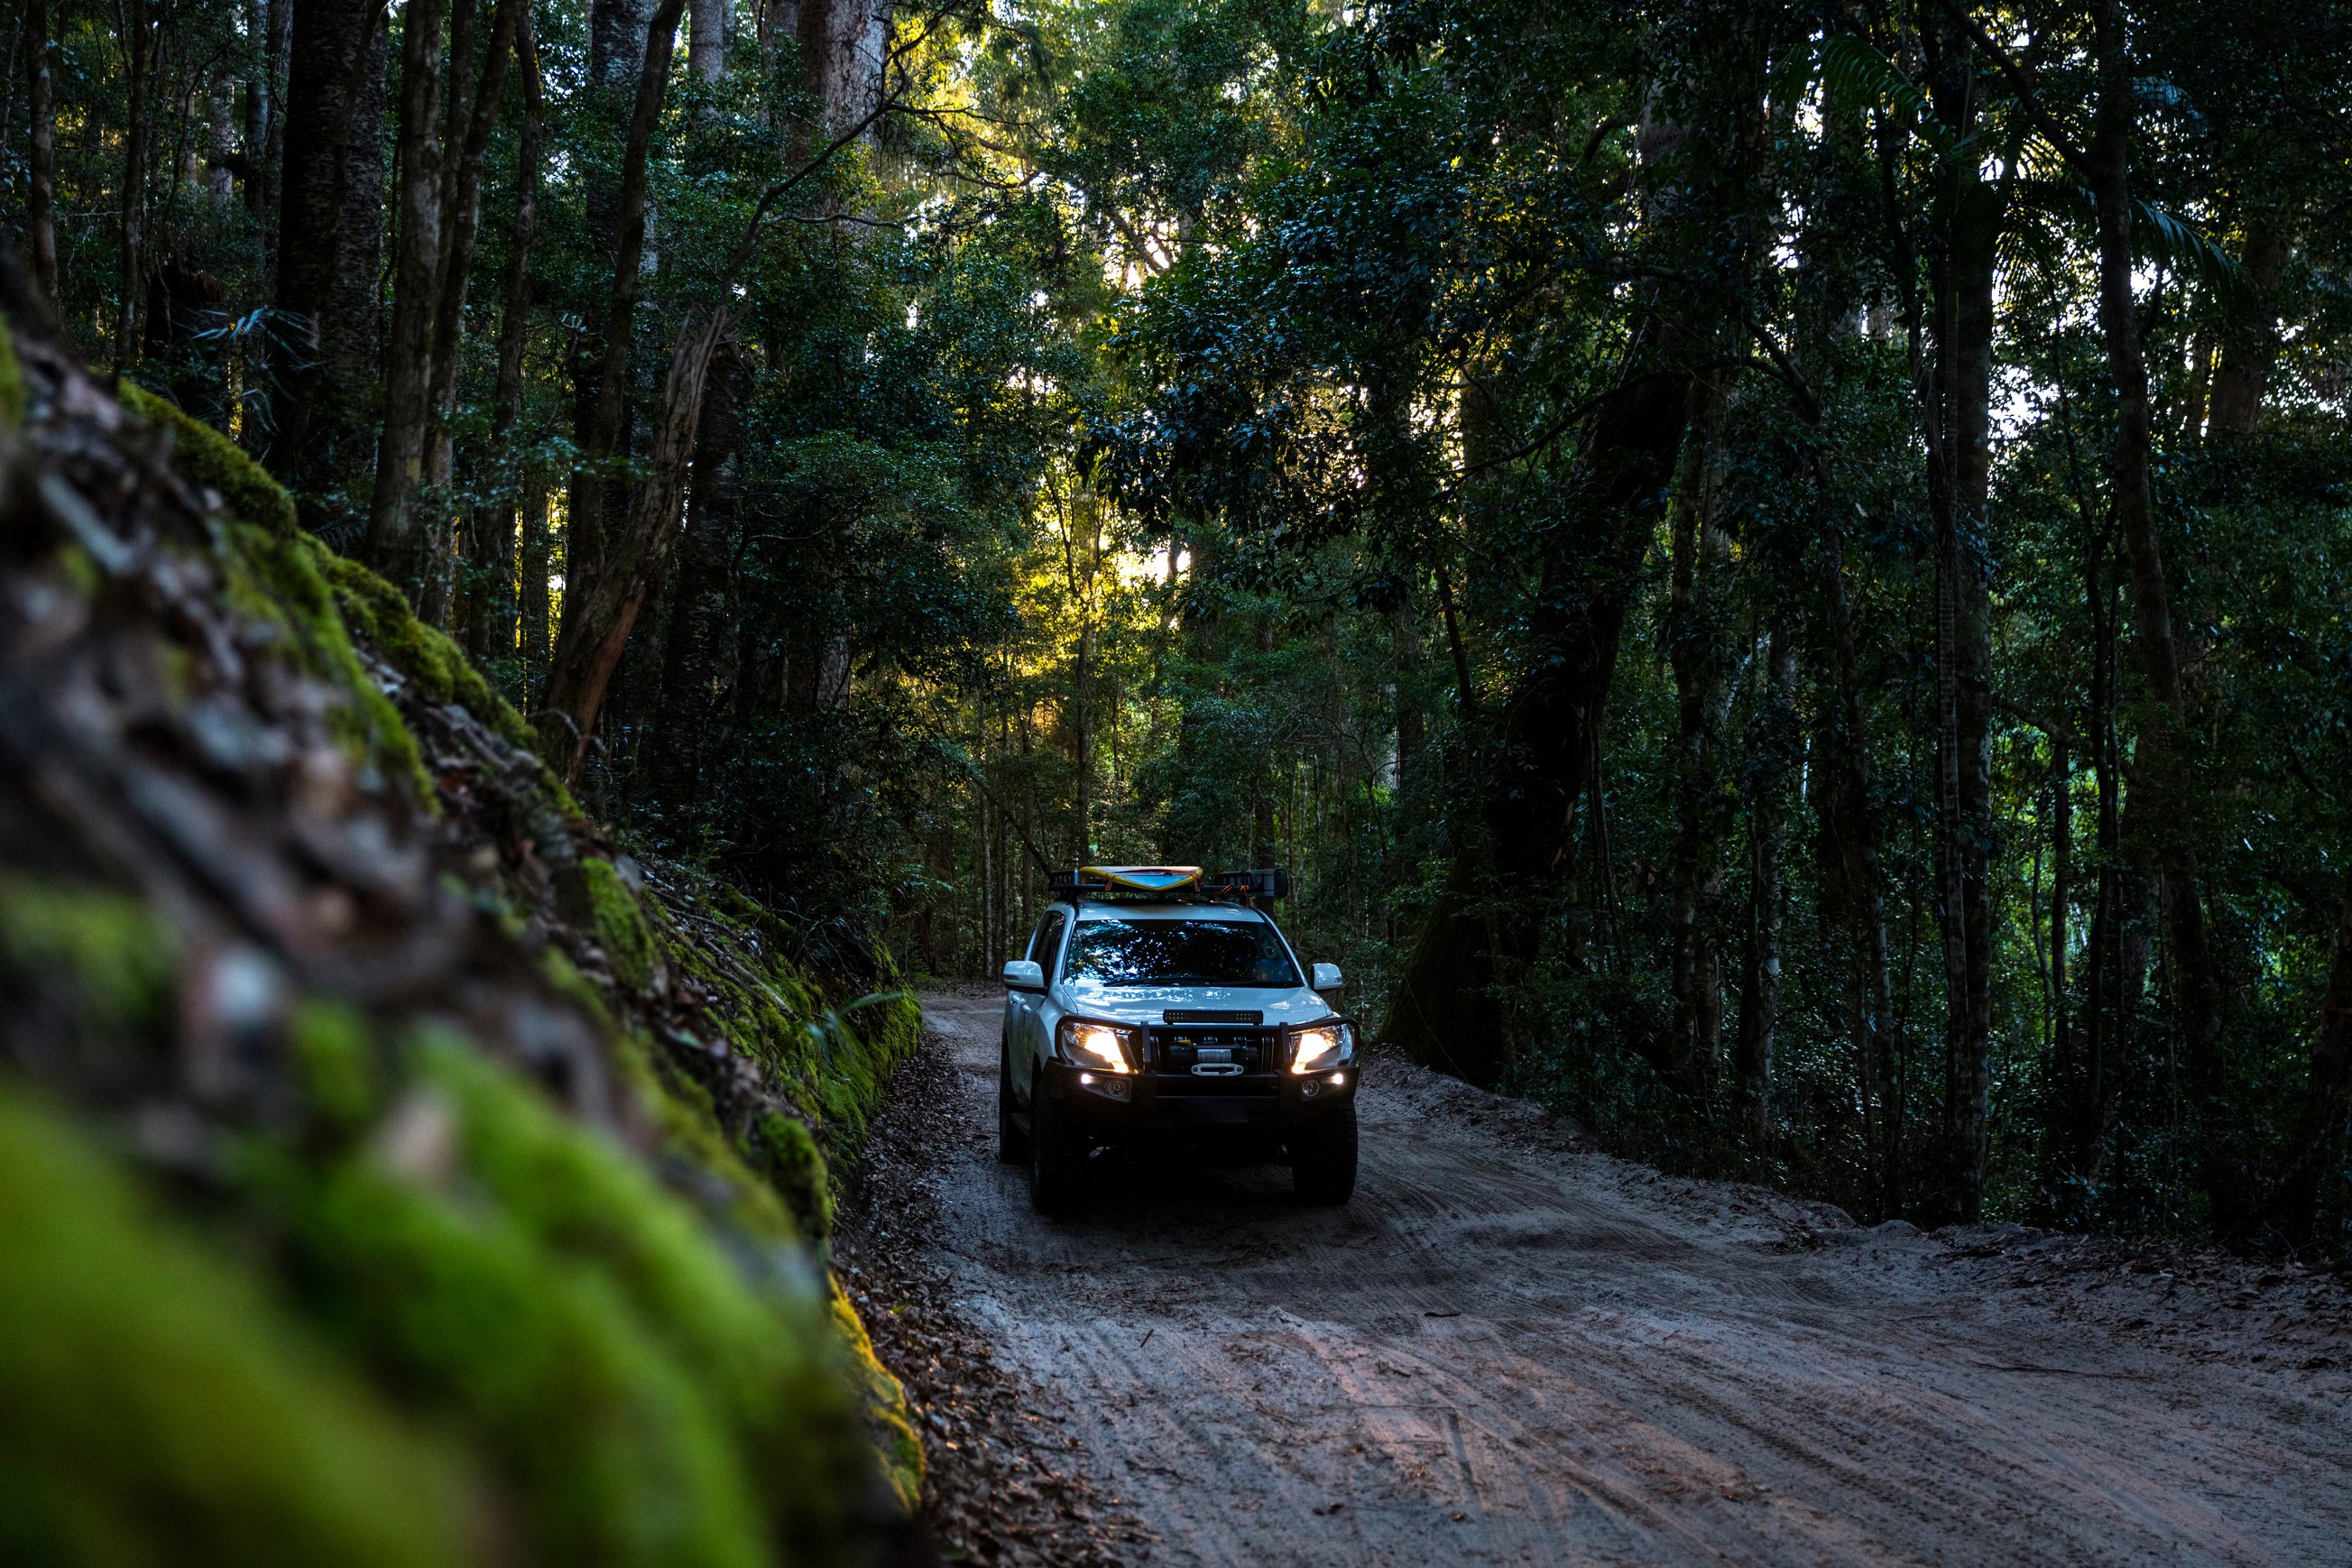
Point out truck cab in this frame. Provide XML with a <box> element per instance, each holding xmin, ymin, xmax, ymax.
<box><xmin>997</xmin><ymin>866</ymin><xmax>1359</xmax><ymax>1213</ymax></box>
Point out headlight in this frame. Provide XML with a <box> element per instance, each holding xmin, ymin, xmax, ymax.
<box><xmin>1056</xmin><ymin>1018</ymin><xmax>1137</xmax><ymax>1074</ymax></box>
<box><xmin>1290</xmin><ymin>1022</ymin><xmax>1352</xmax><ymax>1075</ymax></box>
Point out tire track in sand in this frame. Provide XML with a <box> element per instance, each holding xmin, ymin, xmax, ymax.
<box><xmin>913</xmin><ymin>986</ymin><xmax>2352</xmax><ymax>1566</ymax></box>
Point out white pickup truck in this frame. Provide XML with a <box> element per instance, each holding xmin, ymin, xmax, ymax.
<box><xmin>997</xmin><ymin>866</ymin><xmax>1359</xmax><ymax>1213</ymax></box>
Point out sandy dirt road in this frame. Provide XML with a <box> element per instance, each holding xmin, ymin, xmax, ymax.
<box><xmin>899</xmin><ymin>986</ymin><xmax>2352</xmax><ymax>1566</ymax></box>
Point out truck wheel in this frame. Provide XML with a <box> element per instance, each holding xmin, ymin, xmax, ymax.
<box><xmin>997</xmin><ymin>1045</ymin><xmax>1028</xmax><ymax>1164</ymax></box>
<box><xmin>1028</xmin><ymin>1075</ymin><xmax>1084</xmax><ymax>1215</ymax></box>
<box><xmin>1290</xmin><ymin>1104</ymin><xmax>1358</xmax><ymax>1205</ymax></box>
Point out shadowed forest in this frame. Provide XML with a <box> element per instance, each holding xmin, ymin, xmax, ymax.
<box><xmin>13</xmin><ymin>0</ymin><xmax>2352</xmax><ymax>1297</ymax></box>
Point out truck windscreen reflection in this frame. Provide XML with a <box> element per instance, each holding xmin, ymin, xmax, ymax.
<box><xmin>1064</xmin><ymin>918</ymin><xmax>1300</xmax><ymax>987</ymax></box>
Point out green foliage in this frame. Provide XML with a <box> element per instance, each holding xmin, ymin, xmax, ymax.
<box><xmin>0</xmin><ymin>1087</ymin><xmax>475</xmax><ymax>1568</ymax></box>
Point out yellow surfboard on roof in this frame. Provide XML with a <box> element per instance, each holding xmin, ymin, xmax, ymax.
<box><xmin>1079</xmin><ymin>865</ymin><xmax>1203</xmax><ymax>894</ymax></box>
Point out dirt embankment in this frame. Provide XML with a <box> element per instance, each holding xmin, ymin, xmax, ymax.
<box><xmin>846</xmin><ymin>985</ymin><xmax>2352</xmax><ymax>1567</ymax></box>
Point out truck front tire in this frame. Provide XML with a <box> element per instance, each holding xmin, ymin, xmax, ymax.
<box><xmin>1028</xmin><ymin>1074</ymin><xmax>1084</xmax><ymax>1214</ymax></box>
<box><xmin>1290</xmin><ymin>1103</ymin><xmax>1358</xmax><ymax>1205</ymax></box>
<box><xmin>997</xmin><ymin>1044</ymin><xmax>1028</xmax><ymax>1164</ymax></box>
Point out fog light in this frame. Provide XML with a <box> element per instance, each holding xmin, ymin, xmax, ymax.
<box><xmin>1301</xmin><ymin>1080</ymin><xmax>1322</xmax><ymax>1099</ymax></box>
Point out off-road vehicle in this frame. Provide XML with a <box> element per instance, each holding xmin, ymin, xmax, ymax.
<box><xmin>997</xmin><ymin>865</ymin><xmax>1358</xmax><ymax>1213</ymax></box>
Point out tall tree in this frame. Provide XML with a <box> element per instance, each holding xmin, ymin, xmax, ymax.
<box><xmin>24</xmin><ymin>0</ymin><xmax>58</xmax><ymax>300</ymax></box>
<box><xmin>266</xmin><ymin>0</ymin><xmax>389</xmax><ymax>509</ymax></box>
<box><xmin>364</xmin><ymin>0</ymin><xmax>453</xmax><ymax>598</ymax></box>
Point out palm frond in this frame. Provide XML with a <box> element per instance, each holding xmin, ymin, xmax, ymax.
<box><xmin>1818</xmin><ymin>34</ymin><xmax>1956</xmax><ymax>159</ymax></box>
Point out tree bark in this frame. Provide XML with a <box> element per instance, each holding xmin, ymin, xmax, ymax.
<box><xmin>463</xmin><ymin>0</ymin><xmax>542</xmax><ymax>672</ymax></box>
<box><xmin>568</xmin><ymin>0</ymin><xmax>686</xmax><ymax>599</ymax></box>
<box><xmin>112</xmin><ymin>0</ymin><xmax>156</xmax><ymax>372</ymax></box>
<box><xmin>420</xmin><ymin>0</ymin><xmax>523</xmax><ymax>624</ymax></box>
<box><xmin>652</xmin><ymin>340</ymin><xmax>744</xmax><ymax>808</ymax></box>
<box><xmin>690</xmin><ymin>0</ymin><xmax>726</xmax><ymax>81</ymax></box>
<box><xmin>363</xmin><ymin>0</ymin><xmax>452</xmax><ymax>601</ymax></box>
<box><xmin>1666</xmin><ymin>369</ymin><xmax>1733</xmax><ymax>1106</ymax></box>
<box><xmin>543</xmin><ymin>309</ymin><xmax>733</xmax><ymax>776</ymax></box>
<box><xmin>1735</xmin><ymin>623</ymin><xmax>1797</xmax><ymax>1153</ymax></box>
<box><xmin>2262</xmin><ymin>871</ymin><xmax>2352</xmax><ymax>1242</ymax></box>
<box><xmin>1923</xmin><ymin>18</ymin><xmax>1997</xmax><ymax>1223</ymax></box>
<box><xmin>568</xmin><ymin>0</ymin><xmax>661</xmax><ymax>582</ymax></box>
<box><xmin>521</xmin><ymin>484</ymin><xmax>551</xmax><ymax>672</ymax></box>
<box><xmin>267</xmin><ymin>0</ymin><xmax>388</xmax><ymax>509</ymax></box>
<box><xmin>2089</xmin><ymin>0</ymin><xmax>2237</xmax><ymax>1227</ymax></box>
<box><xmin>2204</xmin><ymin>217</ymin><xmax>2291</xmax><ymax>439</ymax></box>
<box><xmin>24</xmin><ymin>0</ymin><xmax>59</xmax><ymax>301</ymax></box>
<box><xmin>796</xmin><ymin>0</ymin><xmax>887</xmax><ymax>125</ymax></box>
<box><xmin>1380</xmin><ymin>371</ymin><xmax>1691</xmax><ymax>1085</ymax></box>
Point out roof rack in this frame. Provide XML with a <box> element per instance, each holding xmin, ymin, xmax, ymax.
<box><xmin>1048</xmin><ymin>864</ymin><xmax>1291</xmax><ymax>910</ymax></box>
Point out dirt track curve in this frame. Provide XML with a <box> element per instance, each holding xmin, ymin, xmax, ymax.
<box><xmin>897</xmin><ymin>986</ymin><xmax>2352</xmax><ymax>1566</ymax></box>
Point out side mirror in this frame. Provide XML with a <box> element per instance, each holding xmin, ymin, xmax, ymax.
<box><xmin>1311</xmin><ymin>962</ymin><xmax>1343</xmax><ymax>992</ymax></box>
<box><xmin>1001</xmin><ymin>959</ymin><xmax>1047</xmax><ymax>992</ymax></box>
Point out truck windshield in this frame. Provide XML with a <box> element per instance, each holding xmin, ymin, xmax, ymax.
<box><xmin>1065</xmin><ymin>918</ymin><xmax>1301</xmax><ymax>987</ymax></box>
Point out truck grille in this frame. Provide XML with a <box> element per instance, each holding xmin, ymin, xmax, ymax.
<box><xmin>1146</xmin><ymin>1026</ymin><xmax>1285</xmax><ymax>1107</ymax></box>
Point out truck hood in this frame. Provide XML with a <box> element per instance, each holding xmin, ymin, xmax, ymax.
<box><xmin>1055</xmin><ymin>980</ymin><xmax>1337</xmax><ymax>1026</ymax></box>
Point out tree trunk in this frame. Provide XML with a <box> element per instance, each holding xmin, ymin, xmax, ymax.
<box><xmin>421</xmin><ymin>0</ymin><xmax>523</xmax><ymax>625</ymax></box>
<box><xmin>464</xmin><ymin>0</ymin><xmax>541</xmax><ymax>673</ymax></box>
<box><xmin>1923</xmin><ymin>21</ymin><xmax>1997</xmax><ymax>1223</ymax></box>
<box><xmin>267</xmin><ymin>0</ymin><xmax>388</xmax><ymax>510</ymax></box>
<box><xmin>521</xmin><ymin>484</ymin><xmax>551</xmax><ymax>673</ymax></box>
<box><xmin>690</xmin><ymin>0</ymin><xmax>726</xmax><ymax>81</ymax></box>
<box><xmin>208</xmin><ymin>78</ymin><xmax>238</xmax><ymax>208</ymax></box>
<box><xmin>568</xmin><ymin>0</ymin><xmax>687</xmax><ymax>602</ymax></box>
<box><xmin>1665</xmin><ymin>370</ymin><xmax>1733</xmax><ymax>1108</ymax></box>
<box><xmin>652</xmin><ymin>341</ymin><xmax>744</xmax><ymax>809</ymax></box>
<box><xmin>1380</xmin><ymin>372</ymin><xmax>1690</xmax><ymax>1085</ymax></box>
<box><xmin>796</xmin><ymin>0</ymin><xmax>887</xmax><ymax>125</ymax></box>
<box><xmin>2089</xmin><ymin>0</ymin><xmax>2237</xmax><ymax>1228</ymax></box>
<box><xmin>113</xmin><ymin>0</ymin><xmax>155</xmax><ymax>373</ymax></box>
<box><xmin>1815</xmin><ymin>521</ymin><xmax>1900</xmax><ymax>1218</ymax></box>
<box><xmin>2262</xmin><ymin>871</ymin><xmax>2352</xmax><ymax>1242</ymax></box>
<box><xmin>24</xmin><ymin>0</ymin><xmax>57</xmax><ymax>300</ymax></box>
<box><xmin>544</xmin><ymin>309</ymin><xmax>732</xmax><ymax>775</ymax></box>
<box><xmin>364</xmin><ymin>0</ymin><xmax>452</xmax><ymax>602</ymax></box>
<box><xmin>2204</xmin><ymin>217</ymin><xmax>2291</xmax><ymax>438</ymax></box>
<box><xmin>569</xmin><ymin>0</ymin><xmax>662</xmax><ymax>582</ymax></box>
<box><xmin>1735</xmin><ymin>623</ymin><xmax>1797</xmax><ymax>1153</ymax></box>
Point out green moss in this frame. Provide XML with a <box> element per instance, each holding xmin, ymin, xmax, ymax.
<box><xmin>314</xmin><ymin>549</ymin><xmax>534</xmax><ymax>752</ymax></box>
<box><xmin>0</xmin><ymin>314</ymin><xmax>25</xmax><ymax>431</ymax></box>
<box><xmin>583</xmin><ymin>858</ymin><xmax>658</xmax><ymax>992</ymax></box>
<box><xmin>755</xmin><ymin>1111</ymin><xmax>834</xmax><ymax>1245</ymax></box>
<box><xmin>0</xmin><ymin>1086</ymin><xmax>475</xmax><ymax>1568</ymax></box>
<box><xmin>118</xmin><ymin>382</ymin><xmax>298</xmax><ymax>537</ymax></box>
<box><xmin>217</xmin><ymin>522</ymin><xmax>431</xmax><ymax>808</ymax></box>
<box><xmin>0</xmin><ymin>874</ymin><xmax>177</xmax><ymax>1039</ymax></box>
<box><xmin>290</xmin><ymin>1001</ymin><xmax>379</xmax><ymax>1139</ymax></box>
<box><xmin>829</xmin><ymin>1279</ymin><xmax>923</xmax><ymax>1517</ymax></box>
<box><xmin>291</xmin><ymin>1148</ymin><xmax>768</xmax><ymax>1568</ymax></box>
<box><xmin>269</xmin><ymin>1036</ymin><xmax>873</xmax><ymax>1563</ymax></box>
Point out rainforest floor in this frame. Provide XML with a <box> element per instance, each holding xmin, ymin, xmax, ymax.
<box><xmin>851</xmin><ymin>985</ymin><xmax>2352</xmax><ymax>1567</ymax></box>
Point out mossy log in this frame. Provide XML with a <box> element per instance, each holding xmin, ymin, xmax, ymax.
<box><xmin>0</xmin><ymin>301</ymin><xmax>925</xmax><ymax>1563</ymax></box>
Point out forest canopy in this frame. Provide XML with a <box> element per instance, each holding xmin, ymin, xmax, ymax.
<box><xmin>12</xmin><ymin>0</ymin><xmax>2352</xmax><ymax>1256</ymax></box>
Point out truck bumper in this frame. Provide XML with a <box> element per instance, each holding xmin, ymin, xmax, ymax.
<box><xmin>1039</xmin><ymin>1059</ymin><xmax>1357</xmax><ymax>1142</ymax></box>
